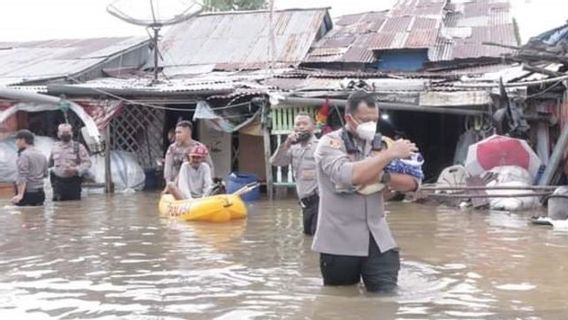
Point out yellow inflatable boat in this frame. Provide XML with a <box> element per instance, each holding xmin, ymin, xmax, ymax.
<box><xmin>158</xmin><ymin>182</ymin><xmax>258</xmax><ymax>223</ymax></box>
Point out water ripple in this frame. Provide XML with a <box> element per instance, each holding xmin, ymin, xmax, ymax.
<box><xmin>0</xmin><ymin>195</ymin><xmax>564</xmax><ymax>319</ymax></box>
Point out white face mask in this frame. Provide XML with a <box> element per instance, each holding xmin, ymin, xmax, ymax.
<box><xmin>355</xmin><ymin>121</ymin><xmax>377</xmax><ymax>141</ymax></box>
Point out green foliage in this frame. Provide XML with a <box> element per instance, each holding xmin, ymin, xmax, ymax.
<box><xmin>203</xmin><ymin>0</ymin><xmax>268</xmax><ymax>12</ymax></box>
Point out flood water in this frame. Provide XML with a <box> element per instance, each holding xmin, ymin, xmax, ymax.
<box><xmin>1</xmin><ymin>193</ymin><xmax>567</xmax><ymax>319</ymax></box>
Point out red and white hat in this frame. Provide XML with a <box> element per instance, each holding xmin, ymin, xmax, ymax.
<box><xmin>189</xmin><ymin>144</ymin><xmax>209</xmax><ymax>158</ymax></box>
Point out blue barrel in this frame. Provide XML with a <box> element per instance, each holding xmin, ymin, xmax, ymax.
<box><xmin>226</xmin><ymin>172</ymin><xmax>260</xmax><ymax>202</ymax></box>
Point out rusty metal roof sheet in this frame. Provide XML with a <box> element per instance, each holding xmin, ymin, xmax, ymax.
<box><xmin>370</xmin><ymin>15</ymin><xmax>443</xmax><ymax>50</ymax></box>
<box><xmin>62</xmin><ymin>77</ymin><xmax>237</xmax><ymax>93</ymax></box>
<box><xmin>158</xmin><ymin>8</ymin><xmax>330</xmax><ymax>74</ymax></box>
<box><xmin>368</xmin><ymin>0</ymin><xmax>446</xmax><ymax>50</ymax></box>
<box><xmin>305</xmin><ymin>11</ymin><xmax>387</xmax><ymax>64</ymax></box>
<box><xmin>341</xmin><ymin>33</ymin><xmax>376</xmax><ymax>62</ymax></box>
<box><xmin>0</xmin><ymin>37</ymin><xmax>148</xmax><ymax>86</ymax></box>
<box><xmin>390</xmin><ymin>0</ymin><xmax>447</xmax><ymax>17</ymax></box>
<box><xmin>267</xmin><ymin>76</ymin><xmax>430</xmax><ymax>92</ymax></box>
<box><xmin>47</xmin><ymin>68</ymin><xmax>292</xmax><ymax>95</ymax></box>
<box><xmin>430</xmin><ymin>0</ymin><xmax>517</xmax><ymax>61</ymax></box>
<box><xmin>306</xmin><ymin>0</ymin><xmax>515</xmax><ymax>65</ymax></box>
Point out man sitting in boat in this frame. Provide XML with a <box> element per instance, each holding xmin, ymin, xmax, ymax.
<box><xmin>164</xmin><ymin>145</ymin><xmax>213</xmax><ymax>200</ymax></box>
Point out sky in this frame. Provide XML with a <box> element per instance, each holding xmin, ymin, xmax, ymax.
<box><xmin>0</xmin><ymin>0</ymin><xmax>566</xmax><ymax>43</ymax></box>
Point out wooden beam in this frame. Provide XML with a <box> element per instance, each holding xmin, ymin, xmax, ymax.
<box><xmin>523</xmin><ymin>64</ymin><xmax>564</xmax><ymax>77</ymax></box>
<box><xmin>539</xmin><ymin>122</ymin><xmax>568</xmax><ymax>186</ymax></box>
<box><xmin>261</xmin><ymin>103</ymin><xmax>274</xmax><ymax>201</ymax></box>
<box><xmin>282</xmin><ymin>97</ymin><xmax>489</xmax><ymax>116</ymax></box>
<box><xmin>518</xmin><ymin>52</ymin><xmax>568</xmax><ymax>65</ymax></box>
<box><xmin>104</xmin><ymin>125</ymin><xmax>114</xmax><ymax>194</ymax></box>
<box><xmin>482</xmin><ymin>41</ymin><xmax>521</xmax><ymax>50</ymax></box>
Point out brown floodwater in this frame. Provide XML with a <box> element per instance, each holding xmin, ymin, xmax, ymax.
<box><xmin>0</xmin><ymin>193</ymin><xmax>567</xmax><ymax>319</ymax></box>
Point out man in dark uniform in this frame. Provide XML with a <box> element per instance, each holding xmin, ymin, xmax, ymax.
<box><xmin>11</xmin><ymin>130</ymin><xmax>48</xmax><ymax>206</ymax></box>
<box><xmin>313</xmin><ymin>90</ymin><xmax>420</xmax><ymax>293</ymax></box>
<box><xmin>49</xmin><ymin>123</ymin><xmax>91</xmax><ymax>201</ymax></box>
<box><xmin>270</xmin><ymin>113</ymin><xmax>319</xmax><ymax>235</ymax></box>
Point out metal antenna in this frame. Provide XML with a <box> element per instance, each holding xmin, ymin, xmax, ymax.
<box><xmin>106</xmin><ymin>0</ymin><xmax>203</xmax><ymax>84</ymax></box>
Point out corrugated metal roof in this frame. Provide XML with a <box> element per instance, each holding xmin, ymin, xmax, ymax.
<box><xmin>266</xmin><ymin>76</ymin><xmax>430</xmax><ymax>92</ymax></box>
<box><xmin>419</xmin><ymin>90</ymin><xmax>492</xmax><ymax>106</ymax></box>
<box><xmin>371</xmin><ymin>14</ymin><xmax>443</xmax><ymax>50</ymax></box>
<box><xmin>306</xmin><ymin>0</ymin><xmax>516</xmax><ymax>66</ymax></box>
<box><xmin>430</xmin><ymin>0</ymin><xmax>517</xmax><ymax>61</ymax></box>
<box><xmin>389</xmin><ymin>0</ymin><xmax>446</xmax><ymax>17</ymax></box>
<box><xmin>430</xmin><ymin>63</ymin><xmax>512</xmax><ymax>75</ymax></box>
<box><xmin>0</xmin><ymin>37</ymin><xmax>148</xmax><ymax>86</ymax></box>
<box><xmin>342</xmin><ymin>33</ymin><xmax>377</xmax><ymax>63</ymax></box>
<box><xmin>368</xmin><ymin>0</ymin><xmax>446</xmax><ymax>50</ymax></box>
<box><xmin>305</xmin><ymin>11</ymin><xmax>387</xmax><ymax>64</ymax></box>
<box><xmin>368</xmin><ymin>1</ymin><xmax>444</xmax><ymax>51</ymax></box>
<box><xmin>158</xmin><ymin>8</ymin><xmax>330</xmax><ymax>73</ymax></box>
<box><xmin>264</xmin><ymin>77</ymin><xmax>305</xmax><ymax>91</ymax></box>
<box><xmin>48</xmin><ymin>68</ymin><xmax>292</xmax><ymax>95</ymax></box>
<box><xmin>276</xmin><ymin>68</ymin><xmax>462</xmax><ymax>80</ymax></box>
<box><xmin>1</xmin><ymin>85</ymin><xmax>48</xmax><ymax>93</ymax></box>
<box><xmin>429</xmin><ymin>38</ymin><xmax>454</xmax><ymax>61</ymax></box>
<box><xmin>381</xmin><ymin>16</ymin><xmax>413</xmax><ymax>33</ymax></box>
<box><xmin>64</xmin><ymin>77</ymin><xmax>237</xmax><ymax>93</ymax></box>
<box><xmin>304</xmin><ymin>47</ymin><xmax>348</xmax><ymax>63</ymax></box>
<box><xmin>405</xmin><ymin>28</ymin><xmax>440</xmax><ymax>48</ymax></box>
<box><xmin>459</xmin><ymin>63</ymin><xmax>554</xmax><ymax>83</ymax></box>
<box><xmin>305</xmin><ymin>47</ymin><xmax>347</xmax><ymax>57</ymax></box>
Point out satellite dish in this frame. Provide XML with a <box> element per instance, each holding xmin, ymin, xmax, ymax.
<box><xmin>107</xmin><ymin>0</ymin><xmax>204</xmax><ymax>83</ymax></box>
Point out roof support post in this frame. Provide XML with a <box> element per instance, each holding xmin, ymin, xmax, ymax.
<box><xmin>261</xmin><ymin>101</ymin><xmax>274</xmax><ymax>201</ymax></box>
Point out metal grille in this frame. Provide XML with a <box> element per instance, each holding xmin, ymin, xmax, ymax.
<box><xmin>271</xmin><ymin>105</ymin><xmax>316</xmax><ymax>135</ymax></box>
<box><xmin>109</xmin><ymin>105</ymin><xmax>165</xmax><ymax>169</ymax></box>
<box><xmin>273</xmin><ymin>134</ymin><xmax>294</xmax><ymax>187</ymax></box>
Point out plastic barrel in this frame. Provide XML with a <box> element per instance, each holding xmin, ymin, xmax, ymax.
<box><xmin>226</xmin><ymin>172</ymin><xmax>260</xmax><ymax>202</ymax></box>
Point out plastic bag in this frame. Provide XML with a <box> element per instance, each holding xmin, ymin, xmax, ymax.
<box><xmin>88</xmin><ymin>151</ymin><xmax>145</xmax><ymax>191</ymax></box>
<box><xmin>485</xmin><ymin>166</ymin><xmax>539</xmax><ymax>211</ymax></box>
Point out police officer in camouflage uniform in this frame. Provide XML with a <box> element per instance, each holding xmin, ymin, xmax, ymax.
<box><xmin>163</xmin><ymin>120</ymin><xmax>214</xmax><ymax>185</ymax></box>
<box><xmin>49</xmin><ymin>123</ymin><xmax>91</xmax><ymax>201</ymax></box>
<box><xmin>270</xmin><ymin>113</ymin><xmax>319</xmax><ymax>235</ymax></box>
<box><xmin>12</xmin><ymin>130</ymin><xmax>48</xmax><ymax>206</ymax></box>
<box><xmin>313</xmin><ymin>91</ymin><xmax>420</xmax><ymax>293</ymax></box>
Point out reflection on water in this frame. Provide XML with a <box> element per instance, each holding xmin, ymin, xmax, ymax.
<box><xmin>0</xmin><ymin>194</ymin><xmax>567</xmax><ymax>319</ymax></box>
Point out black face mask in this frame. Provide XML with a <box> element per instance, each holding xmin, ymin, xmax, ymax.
<box><xmin>60</xmin><ymin>134</ymin><xmax>72</xmax><ymax>142</ymax></box>
<box><xmin>293</xmin><ymin>131</ymin><xmax>312</xmax><ymax>144</ymax></box>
